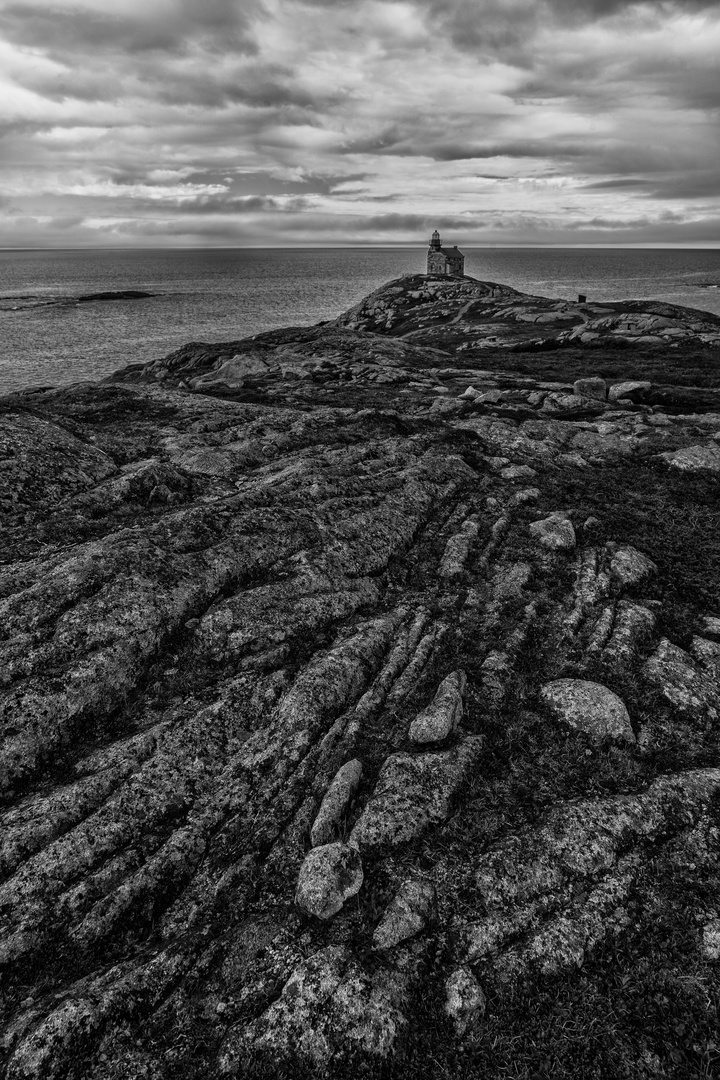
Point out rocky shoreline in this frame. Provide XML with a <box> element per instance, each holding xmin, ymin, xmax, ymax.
<box><xmin>2</xmin><ymin>273</ymin><xmax>720</xmax><ymax>1079</ymax></box>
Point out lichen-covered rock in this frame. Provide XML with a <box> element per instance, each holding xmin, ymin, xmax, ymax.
<box><xmin>310</xmin><ymin>759</ymin><xmax>363</xmax><ymax>847</ymax></box>
<box><xmin>573</xmin><ymin>377</ymin><xmax>607</xmax><ymax>401</ymax></box>
<box><xmin>601</xmin><ymin>601</ymin><xmax>656</xmax><ymax>668</ymax></box>
<box><xmin>658</xmin><ymin>444</ymin><xmax>720</xmax><ymax>475</ymax></box>
<box><xmin>444</xmin><ymin>967</ymin><xmax>486</xmax><ymax>1036</ymax></box>
<box><xmin>643</xmin><ymin>638</ymin><xmax>719</xmax><ymax>720</ymax></box>
<box><xmin>189</xmin><ymin>351</ymin><xmax>270</xmax><ymax>389</ymax></box>
<box><xmin>607</xmin><ymin>543</ymin><xmax>657</xmax><ymax>590</ymax></box>
<box><xmin>349</xmin><ymin>738</ymin><xmax>484</xmax><ymax>853</ymax></box>
<box><xmin>529</xmin><ymin>514</ymin><xmax>576</xmax><ymax>551</ymax></box>
<box><xmin>542</xmin><ymin>392</ymin><xmax>586</xmax><ymax>414</ymax></box>
<box><xmin>463</xmin><ymin>767</ymin><xmax>720</xmax><ymax>975</ymax></box>
<box><xmin>540</xmin><ymin>679</ymin><xmax>635</xmax><ymax>742</ymax></box>
<box><xmin>692</xmin><ymin>635</ymin><xmax>720</xmax><ymax>672</ymax></box>
<box><xmin>295</xmin><ymin>842</ymin><xmax>364</xmax><ymax>919</ymax></box>
<box><xmin>608</xmin><ymin>380</ymin><xmax>651</xmax><ymax>402</ymax></box>
<box><xmin>219</xmin><ymin>945</ymin><xmax>409</xmax><ymax>1071</ymax></box>
<box><xmin>500</xmin><ymin>464</ymin><xmax>537</xmax><ymax>481</ymax></box>
<box><xmin>702</xmin><ymin>920</ymin><xmax>720</xmax><ymax>961</ymax></box>
<box><xmin>0</xmin><ymin>411</ymin><xmax>117</xmax><ymax>513</ymax></box>
<box><xmin>408</xmin><ymin>670</ymin><xmax>466</xmax><ymax>744</ymax></box>
<box><xmin>373</xmin><ymin>878</ymin><xmax>436</xmax><ymax>950</ymax></box>
<box><xmin>701</xmin><ymin>615</ymin><xmax>720</xmax><ymax>639</ymax></box>
<box><xmin>439</xmin><ymin>517</ymin><xmax>480</xmax><ymax>580</ymax></box>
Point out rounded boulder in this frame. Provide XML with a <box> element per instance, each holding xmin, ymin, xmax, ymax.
<box><xmin>444</xmin><ymin>966</ymin><xmax>486</xmax><ymax>1036</ymax></box>
<box><xmin>295</xmin><ymin>842</ymin><xmax>364</xmax><ymax>920</ymax></box>
<box><xmin>541</xmin><ymin>678</ymin><xmax>635</xmax><ymax>743</ymax></box>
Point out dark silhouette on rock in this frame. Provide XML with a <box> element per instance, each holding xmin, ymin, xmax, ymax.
<box><xmin>76</xmin><ymin>290</ymin><xmax>155</xmax><ymax>302</ymax></box>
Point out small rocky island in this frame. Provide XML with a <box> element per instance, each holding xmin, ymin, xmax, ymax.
<box><xmin>2</xmin><ymin>273</ymin><xmax>720</xmax><ymax>1079</ymax></box>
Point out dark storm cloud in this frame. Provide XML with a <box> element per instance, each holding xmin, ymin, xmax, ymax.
<box><xmin>167</xmin><ymin>194</ymin><xmax>312</xmax><ymax>214</ymax></box>
<box><xmin>28</xmin><ymin>61</ymin><xmax>336</xmax><ymax>113</ymax></box>
<box><xmin>0</xmin><ymin>0</ymin><xmax>259</xmax><ymax>57</ymax></box>
<box><xmin>353</xmin><ymin>212</ymin><xmax>488</xmax><ymax>232</ymax></box>
<box><xmin>545</xmin><ymin>0</ymin><xmax>720</xmax><ymax>17</ymax></box>
<box><xmin>628</xmin><ymin>55</ymin><xmax>720</xmax><ymax>111</ymax></box>
<box><xmin>341</xmin><ymin>131</ymin><xmax>590</xmax><ymax>162</ymax></box>
<box><xmin>416</xmin><ymin>0</ymin><xmax>720</xmax><ymax>59</ymax></box>
<box><xmin>649</xmin><ymin>175</ymin><xmax>720</xmax><ymax>200</ymax></box>
<box><xmin>144</xmin><ymin>65</ymin><xmax>345</xmax><ymax>112</ymax></box>
<box><xmin>0</xmin><ymin>119</ymin><xmax>53</xmax><ymax>140</ymax></box>
<box><xmin>429</xmin><ymin>140</ymin><xmax>589</xmax><ymax>162</ymax></box>
<box><xmin>582</xmin><ymin>178</ymin><xmax>653</xmax><ymax>191</ymax></box>
<box><xmin>513</xmin><ymin>37</ymin><xmax>720</xmax><ymax>117</ymax></box>
<box><xmin>584</xmin><ymin>173</ymin><xmax>720</xmax><ymax>199</ymax></box>
<box><xmin>340</xmin><ymin>127</ymin><xmax>407</xmax><ymax>155</ymax></box>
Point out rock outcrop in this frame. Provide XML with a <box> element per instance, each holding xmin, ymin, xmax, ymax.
<box><xmin>2</xmin><ymin>272</ymin><xmax>720</xmax><ymax>1079</ymax></box>
<box><xmin>540</xmin><ymin>678</ymin><xmax>635</xmax><ymax>743</ymax></box>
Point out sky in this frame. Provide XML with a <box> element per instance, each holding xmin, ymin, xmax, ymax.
<box><xmin>0</xmin><ymin>0</ymin><xmax>719</xmax><ymax>248</ymax></box>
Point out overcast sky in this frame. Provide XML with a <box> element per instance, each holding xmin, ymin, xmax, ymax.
<box><xmin>1</xmin><ymin>0</ymin><xmax>719</xmax><ymax>247</ymax></box>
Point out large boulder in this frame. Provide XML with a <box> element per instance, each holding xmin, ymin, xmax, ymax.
<box><xmin>541</xmin><ymin>679</ymin><xmax>635</xmax><ymax>743</ymax></box>
<box><xmin>189</xmin><ymin>351</ymin><xmax>270</xmax><ymax>389</ymax></box>
<box><xmin>529</xmin><ymin>513</ymin><xmax>576</xmax><ymax>551</ymax></box>
<box><xmin>607</xmin><ymin>543</ymin><xmax>657</xmax><ymax>590</ymax></box>
<box><xmin>573</xmin><ymin>377</ymin><xmax>607</xmax><ymax>401</ymax></box>
<box><xmin>658</xmin><ymin>445</ymin><xmax>720</xmax><ymax>475</ymax></box>
<box><xmin>349</xmin><ymin>738</ymin><xmax>484</xmax><ymax>853</ymax></box>
<box><xmin>295</xmin><ymin>842</ymin><xmax>364</xmax><ymax>919</ymax></box>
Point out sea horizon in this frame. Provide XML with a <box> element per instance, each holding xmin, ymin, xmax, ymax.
<box><xmin>2</xmin><ymin>242</ymin><xmax>720</xmax><ymax>251</ymax></box>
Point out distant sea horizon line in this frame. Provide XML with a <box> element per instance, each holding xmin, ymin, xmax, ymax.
<box><xmin>2</xmin><ymin>243</ymin><xmax>720</xmax><ymax>252</ymax></box>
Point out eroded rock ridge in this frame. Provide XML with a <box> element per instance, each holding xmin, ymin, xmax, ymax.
<box><xmin>2</xmin><ymin>273</ymin><xmax>720</xmax><ymax>1079</ymax></box>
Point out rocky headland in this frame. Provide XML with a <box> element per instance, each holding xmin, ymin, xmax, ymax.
<box><xmin>2</xmin><ymin>273</ymin><xmax>720</xmax><ymax>1079</ymax></box>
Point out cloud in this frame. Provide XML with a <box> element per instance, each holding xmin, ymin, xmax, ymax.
<box><xmin>416</xmin><ymin>0</ymin><xmax>720</xmax><ymax>62</ymax></box>
<box><xmin>0</xmin><ymin>0</ymin><xmax>718</xmax><ymax>247</ymax></box>
<box><xmin>428</xmin><ymin>140</ymin><xmax>590</xmax><ymax>162</ymax></box>
<box><xmin>167</xmin><ymin>194</ymin><xmax>313</xmax><ymax>214</ymax></box>
<box><xmin>584</xmin><ymin>172</ymin><xmax>720</xmax><ymax>199</ymax></box>
<box><xmin>0</xmin><ymin>0</ymin><xmax>260</xmax><ymax>57</ymax></box>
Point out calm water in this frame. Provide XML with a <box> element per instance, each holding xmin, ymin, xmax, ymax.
<box><xmin>1</xmin><ymin>247</ymin><xmax>719</xmax><ymax>394</ymax></box>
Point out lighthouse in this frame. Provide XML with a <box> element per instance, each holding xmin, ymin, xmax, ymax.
<box><xmin>426</xmin><ymin>230</ymin><xmax>464</xmax><ymax>276</ymax></box>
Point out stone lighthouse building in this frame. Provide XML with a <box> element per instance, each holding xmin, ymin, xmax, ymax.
<box><xmin>427</xmin><ymin>229</ymin><xmax>464</xmax><ymax>276</ymax></box>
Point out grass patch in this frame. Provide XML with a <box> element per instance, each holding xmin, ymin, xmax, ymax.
<box><xmin>460</xmin><ymin>342</ymin><xmax>720</xmax><ymax>389</ymax></box>
<box><xmin>539</xmin><ymin>462</ymin><xmax>720</xmax><ymax>625</ymax></box>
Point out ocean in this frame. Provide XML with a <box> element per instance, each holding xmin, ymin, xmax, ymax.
<box><xmin>1</xmin><ymin>247</ymin><xmax>719</xmax><ymax>395</ymax></box>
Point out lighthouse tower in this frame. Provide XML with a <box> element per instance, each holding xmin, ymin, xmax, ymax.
<box><xmin>426</xmin><ymin>230</ymin><xmax>464</xmax><ymax>276</ymax></box>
